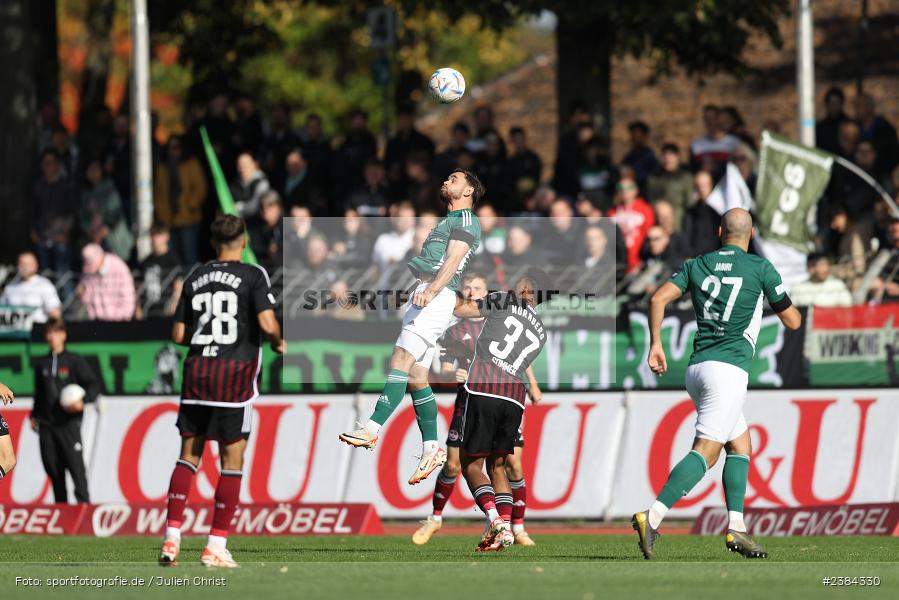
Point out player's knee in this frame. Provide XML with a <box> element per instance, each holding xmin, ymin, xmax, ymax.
<box><xmin>1</xmin><ymin>454</ymin><xmax>15</xmax><ymax>474</ymax></box>
<box><xmin>504</xmin><ymin>461</ymin><xmax>523</xmax><ymax>480</ymax></box>
<box><xmin>443</xmin><ymin>461</ymin><xmax>461</xmax><ymax>478</ymax></box>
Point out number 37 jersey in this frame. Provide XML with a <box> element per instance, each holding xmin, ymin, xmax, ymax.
<box><xmin>669</xmin><ymin>244</ymin><xmax>792</xmax><ymax>373</ymax></box>
<box><xmin>465</xmin><ymin>292</ymin><xmax>547</xmax><ymax>406</ymax></box>
<box><xmin>175</xmin><ymin>261</ymin><xmax>278</xmax><ymax>406</ymax></box>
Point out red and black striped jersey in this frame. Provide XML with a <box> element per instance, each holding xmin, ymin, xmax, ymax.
<box><xmin>465</xmin><ymin>292</ymin><xmax>546</xmax><ymax>406</ymax></box>
<box><xmin>175</xmin><ymin>261</ymin><xmax>277</xmax><ymax>406</ymax></box>
<box><xmin>439</xmin><ymin>317</ymin><xmax>485</xmax><ymax>368</ymax></box>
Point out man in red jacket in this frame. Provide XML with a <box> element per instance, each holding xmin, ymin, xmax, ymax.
<box><xmin>608</xmin><ymin>175</ymin><xmax>655</xmax><ymax>273</ymax></box>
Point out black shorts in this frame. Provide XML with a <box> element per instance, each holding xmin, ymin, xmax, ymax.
<box><xmin>461</xmin><ymin>393</ymin><xmax>523</xmax><ymax>457</ymax></box>
<box><xmin>0</xmin><ymin>412</ymin><xmax>8</xmax><ymax>437</ymax></box>
<box><xmin>446</xmin><ymin>386</ymin><xmax>468</xmax><ymax>447</ymax></box>
<box><xmin>513</xmin><ymin>428</ymin><xmax>524</xmax><ymax>448</ymax></box>
<box><xmin>176</xmin><ymin>403</ymin><xmax>252</xmax><ymax>444</ymax></box>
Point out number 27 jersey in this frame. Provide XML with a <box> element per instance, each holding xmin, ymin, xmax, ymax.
<box><xmin>175</xmin><ymin>261</ymin><xmax>277</xmax><ymax>406</ymax></box>
<box><xmin>670</xmin><ymin>244</ymin><xmax>791</xmax><ymax>373</ymax></box>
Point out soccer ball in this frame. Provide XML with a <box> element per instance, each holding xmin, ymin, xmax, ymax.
<box><xmin>60</xmin><ymin>383</ymin><xmax>86</xmax><ymax>409</ymax></box>
<box><xmin>428</xmin><ymin>68</ymin><xmax>465</xmax><ymax>104</ymax></box>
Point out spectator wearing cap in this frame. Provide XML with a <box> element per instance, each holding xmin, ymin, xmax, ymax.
<box><xmin>683</xmin><ymin>170</ymin><xmax>721</xmax><ymax>257</ymax></box>
<box><xmin>136</xmin><ymin>224</ymin><xmax>183</xmax><ymax>319</ymax></box>
<box><xmin>622</xmin><ymin>121</ymin><xmax>659</xmax><ymax>193</ymax></box>
<box><xmin>77</xmin><ymin>243</ymin><xmax>136</xmax><ymax>321</ymax></box>
<box><xmin>647</xmin><ymin>143</ymin><xmax>694</xmax><ymax>231</ymax></box>
<box><xmin>690</xmin><ymin>105</ymin><xmax>740</xmax><ymax>180</ymax></box>
<box><xmin>154</xmin><ymin>135</ymin><xmax>208</xmax><ymax>267</ymax></box>
<box><xmin>608</xmin><ymin>176</ymin><xmax>655</xmax><ymax>273</ymax></box>
<box><xmin>816</xmin><ymin>87</ymin><xmax>848</xmax><ymax>155</ymax></box>
<box><xmin>0</xmin><ymin>251</ymin><xmax>62</xmax><ymax>323</ymax></box>
<box><xmin>792</xmin><ymin>253</ymin><xmax>853</xmax><ymax>307</ymax></box>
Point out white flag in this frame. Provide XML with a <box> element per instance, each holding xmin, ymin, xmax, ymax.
<box><xmin>706</xmin><ymin>161</ymin><xmax>754</xmax><ymax>215</ymax></box>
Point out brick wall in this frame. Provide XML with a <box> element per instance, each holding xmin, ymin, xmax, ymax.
<box><xmin>419</xmin><ymin>0</ymin><xmax>899</xmax><ymax>174</ymax></box>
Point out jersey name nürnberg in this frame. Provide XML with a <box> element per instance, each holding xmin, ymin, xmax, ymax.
<box><xmin>175</xmin><ymin>261</ymin><xmax>277</xmax><ymax>405</ymax></box>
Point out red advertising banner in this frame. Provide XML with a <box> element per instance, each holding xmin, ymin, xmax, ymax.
<box><xmin>691</xmin><ymin>503</ymin><xmax>899</xmax><ymax>537</ymax></box>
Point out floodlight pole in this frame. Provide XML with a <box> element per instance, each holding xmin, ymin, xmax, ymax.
<box><xmin>797</xmin><ymin>0</ymin><xmax>816</xmax><ymax>147</ymax></box>
<box><xmin>131</xmin><ymin>0</ymin><xmax>153</xmax><ymax>260</ymax></box>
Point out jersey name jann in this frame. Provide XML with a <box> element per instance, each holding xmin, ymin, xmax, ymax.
<box><xmin>191</xmin><ymin>270</ymin><xmax>243</xmax><ymax>292</ymax></box>
<box><xmin>714</xmin><ymin>262</ymin><xmax>733</xmax><ymax>272</ymax></box>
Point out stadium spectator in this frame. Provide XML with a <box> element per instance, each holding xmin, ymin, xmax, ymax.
<box><xmin>608</xmin><ymin>176</ymin><xmax>655</xmax><ymax>273</ymax></box>
<box><xmin>542</xmin><ymin>198</ymin><xmax>580</xmax><ymax>262</ymax></box>
<box><xmin>80</xmin><ymin>156</ymin><xmax>133</xmax><ymax>262</ymax></box>
<box><xmin>855</xmin><ymin>93</ymin><xmax>899</xmax><ymax>174</ymax></box>
<box><xmin>630</xmin><ymin>225</ymin><xmax>687</xmax><ymax>298</ymax></box>
<box><xmin>78</xmin><ymin>243</ymin><xmax>136</xmax><ymax>321</ymax></box>
<box><xmin>719</xmin><ymin>106</ymin><xmax>755</xmax><ymax>149</ymax></box>
<box><xmin>51</xmin><ymin>124</ymin><xmax>79</xmax><ymax>181</ymax></box>
<box><xmin>647</xmin><ymin>143</ymin><xmax>694</xmax><ymax>231</ymax></box>
<box><xmin>501</xmin><ymin>224</ymin><xmax>534</xmax><ymax>269</ymax></box>
<box><xmin>262</xmin><ymin>102</ymin><xmax>302</xmax><ymax>193</ymax></box>
<box><xmin>299</xmin><ymin>113</ymin><xmax>333</xmax><ymax>195</ymax></box>
<box><xmin>791</xmin><ymin>253</ymin><xmax>853</xmax><ymax>307</ymax></box>
<box><xmin>477</xmin><ymin>203</ymin><xmax>507</xmax><ymax>255</ymax></box>
<box><xmin>575</xmin><ymin>193</ymin><xmax>603</xmax><ymax>222</ymax></box>
<box><xmin>385</xmin><ymin>103</ymin><xmax>435</xmax><ymax>187</ymax></box>
<box><xmin>584</xmin><ymin>225</ymin><xmax>609</xmax><ymax>268</ymax></box>
<box><xmin>690</xmin><ymin>104</ymin><xmax>740</xmax><ymax>179</ymax></box>
<box><xmin>105</xmin><ymin>113</ymin><xmax>132</xmax><ymax>221</ymax></box>
<box><xmin>826</xmin><ymin>141</ymin><xmax>881</xmax><ymax>224</ymax></box>
<box><xmin>470</xmin><ymin>105</ymin><xmax>506</xmax><ymax>157</ymax></box>
<box><xmin>37</xmin><ymin>101</ymin><xmax>62</xmax><ymax>153</ymax></box>
<box><xmin>326</xmin><ymin>279</ymin><xmax>365</xmax><ymax>321</ymax></box>
<box><xmin>330</xmin><ymin>208</ymin><xmax>375</xmax><ymax>267</ymax></box>
<box><xmin>855</xmin><ymin>140</ymin><xmax>889</xmax><ymax>185</ymax></box>
<box><xmin>31</xmin><ymin>317</ymin><xmax>100</xmax><ymax>504</ymax></box>
<box><xmin>402</xmin><ymin>153</ymin><xmax>441</xmax><ymax>213</ymax></box>
<box><xmin>577</xmin><ymin>136</ymin><xmax>615</xmax><ymax>209</ymax></box>
<box><xmin>285</xmin><ymin>205</ymin><xmax>320</xmax><ymax>264</ymax></box>
<box><xmin>232</xmin><ymin>93</ymin><xmax>265</xmax><ymax>157</ymax></box>
<box><xmin>433</xmin><ymin>121</ymin><xmax>471</xmax><ymax>180</ymax></box>
<box><xmin>136</xmin><ymin>223</ymin><xmax>183</xmax><ymax>319</ymax></box>
<box><xmin>837</xmin><ymin>118</ymin><xmax>861</xmax><ymax>160</ymax></box>
<box><xmin>652</xmin><ymin>200</ymin><xmax>694</xmax><ymax>259</ymax></box>
<box><xmin>233</xmin><ymin>152</ymin><xmax>271</xmax><ymax>219</ymax></box>
<box><xmin>200</xmin><ymin>93</ymin><xmax>236</xmax><ymax>179</ymax></box>
<box><xmin>249</xmin><ymin>191</ymin><xmax>284</xmax><ymax>273</ymax></box>
<box><xmin>305</xmin><ymin>234</ymin><xmax>338</xmax><ymax>284</ymax></box>
<box><xmin>283</xmin><ymin>147</ymin><xmax>323</xmax><ymax>214</ymax></box>
<box><xmin>732</xmin><ymin>143</ymin><xmax>758</xmax><ymax>192</ymax></box>
<box><xmin>336</xmin><ymin>108</ymin><xmax>378</xmax><ymax>191</ymax></box>
<box><xmin>476</xmin><ymin>133</ymin><xmax>508</xmax><ymax>211</ymax></box>
<box><xmin>372</xmin><ymin>202</ymin><xmax>416</xmax><ymax>271</ymax></box>
<box><xmin>0</xmin><ymin>251</ymin><xmax>62</xmax><ymax>323</ymax></box>
<box><xmin>506</xmin><ymin>127</ymin><xmax>542</xmax><ymax>199</ymax></box>
<box><xmin>32</xmin><ymin>149</ymin><xmax>79</xmax><ymax>274</ymax></box>
<box><xmin>154</xmin><ymin>135</ymin><xmax>208</xmax><ymax>267</ymax></box>
<box><xmin>826</xmin><ymin>203</ymin><xmax>870</xmax><ymax>291</ymax></box>
<box><xmin>868</xmin><ymin>217</ymin><xmax>899</xmax><ymax>303</ymax></box>
<box><xmin>683</xmin><ymin>170</ymin><xmax>721</xmax><ymax>256</ymax></box>
<box><xmin>553</xmin><ymin>101</ymin><xmax>592</xmax><ymax>199</ymax></box>
<box><xmin>622</xmin><ymin>120</ymin><xmax>659</xmax><ymax>193</ymax></box>
<box><xmin>816</xmin><ymin>87</ymin><xmax>848</xmax><ymax>155</ymax></box>
<box><xmin>346</xmin><ymin>158</ymin><xmax>391</xmax><ymax>217</ymax></box>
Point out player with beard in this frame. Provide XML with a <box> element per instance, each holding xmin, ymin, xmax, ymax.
<box><xmin>340</xmin><ymin>169</ymin><xmax>483</xmax><ymax>486</ymax></box>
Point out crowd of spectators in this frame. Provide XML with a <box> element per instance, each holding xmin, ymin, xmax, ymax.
<box><xmin>5</xmin><ymin>86</ymin><xmax>899</xmax><ymax>323</ymax></box>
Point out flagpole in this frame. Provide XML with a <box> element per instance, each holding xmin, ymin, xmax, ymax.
<box><xmin>797</xmin><ymin>0</ymin><xmax>816</xmax><ymax>147</ymax></box>
<box><xmin>832</xmin><ymin>155</ymin><xmax>899</xmax><ymax>219</ymax></box>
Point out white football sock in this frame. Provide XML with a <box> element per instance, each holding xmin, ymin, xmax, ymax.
<box><xmin>728</xmin><ymin>511</ymin><xmax>747</xmax><ymax>533</ymax></box>
<box><xmin>422</xmin><ymin>440</ymin><xmax>439</xmax><ymax>454</ymax></box>
<box><xmin>207</xmin><ymin>534</ymin><xmax>227</xmax><ymax>549</ymax></box>
<box><xmin>430</xmin><ymin>514</ymin><xmax>442</xmax><ymax>523</ymax></box>
<box><xmin>364</xmin><ymin>420</ymin><xmax>382</xmax><ymax>436</ymax></box>
<box><xmin>486</xmin><ymin>507</ymin><xmax>500</xmax><ymax>522</ymax></box>
<box><xmin>512</xmin><ymin>523</ymin><xmax>525</xmax><ymax>534</ymax></box>
<box><xmin>165</xmin><ymin>526</ymin><xmax>181</xmax><ymax>541</ymax></box>
<box><xmin>648</xmin><ymin>500</ymin><xmax>668</xmax><ymax>529</ymax></box>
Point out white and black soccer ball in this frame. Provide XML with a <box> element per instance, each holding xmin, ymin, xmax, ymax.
<box><xmin>428</xmin><ymin>67</ymin><xmax>465</xmax><ymax>104</ymax></box>
<box><xmin>59</xmin><ymin>383</ymin><xmax>86</xmax><ymax>409</ymax></box>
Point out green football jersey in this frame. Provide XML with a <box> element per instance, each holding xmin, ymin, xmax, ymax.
<box><xmin>669</xmin><ymin>244</ymin><xmax>791</xmax><ymax>373</ymax></box>
<box><xmin>407</xmin><ymin>208</ymin><xmax>481</xmax><ymax>291</ymax></box>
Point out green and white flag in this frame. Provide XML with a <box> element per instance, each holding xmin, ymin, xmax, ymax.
<box><xmin>755</xmin><ymin>130</ymin><xmax>834</xmax><ymax>252</ymax></box>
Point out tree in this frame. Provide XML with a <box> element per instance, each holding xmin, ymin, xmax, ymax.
<box><xmin>399</xmin><ymin>0</ymin><xmax>790</xmax><ymax>141</ymax></box>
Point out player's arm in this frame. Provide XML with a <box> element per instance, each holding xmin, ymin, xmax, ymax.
<box><xmin>257</xmin><ymin>309</ymin><xmax>286</xmax><ymax>354</ymax></box>
<box><xmin>647</xmin><ymin>281</ymin><xmax>684</xmax><ymax>376</ymax></box>
<box><xmin>171</xmin><ymin>283</ymin><xmax>189</xmax><ymax>345</ymax></box>
<box><xmin>74</xmin><ymin>355</ymin><xmax>102</xmax><ymax>405</ymax></box>
<box><xmin>525</xmin><ymin>366</ymin><xmax>542</xmax><ymax>404</ymax></box>
<box><xmin>413</xmin><ymin>239</ymin><xmax>471</xmax><ymax>307</ymax></box>
<box><xmin>763</xmin><ymin>262</ymin><xmax>802</xmax><ymax>331</ymax></box>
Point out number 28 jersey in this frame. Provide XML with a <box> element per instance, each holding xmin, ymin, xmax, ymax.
<box><xmin>174</xmin><ymin>261</ymin><xmax>277</xmax><ymax>406</ymax></box>
<box><xmin>670</xmin><ymin>244</ymin><xmax>791</xmax><ymax>373</ymax></box>
<box><xmin>465</xmin><ymin>292</ymin><xmax>547</xmax><ymax>406</ymax></box>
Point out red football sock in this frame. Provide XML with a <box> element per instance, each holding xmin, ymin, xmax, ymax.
<box><xmin>166</xmin><ymin>459</ymin><xmax>197</xmax><ymax>529</ymax></box>
<box><xmin>432</xmin><ymin>473</ymin><xmax>457</xmax><ymax>517</ymax></box>
<box><xmin>210</xmin><ymin>470</ymin><xmax>242</xmax><ymax>538</ymax></box>
<box><xmin>510</xmin><ymin>478</ymin><xmax>527</xmax><ymax>526</ymax></box>
<box><xmin>495</xmin><ymin>492</ymin><xmax>513</xmax><ymax>524</ymax></box>
<box><xmin>472</xmin><ymin>484</ymin><xmax>497</xmax><ymax>516</ymax></box>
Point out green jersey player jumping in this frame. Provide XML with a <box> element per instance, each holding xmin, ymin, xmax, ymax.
<box><xmin>340</xmin><ymin>169</ymin><xmax>482</xmax><ymax>486</ymax></box>
<box><xmin>632</xmin><ymin>208</ymin><xmax>802</xmax><ymax>559</ymax></box>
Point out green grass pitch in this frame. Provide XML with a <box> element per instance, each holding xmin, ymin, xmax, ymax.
<box><xmin>1</xmin><ymin>534</ymin><xmax>897</xmax><ymax>600</ymax></box>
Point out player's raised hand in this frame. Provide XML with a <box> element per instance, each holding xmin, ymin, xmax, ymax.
<box><xmin>0</xmin><ymin>382</ymin><xmax>13</xmax><ymax>405</ymax></box>
<box><xmin>648</xmin><ymin>344</ymin><xmax>667</xmax><ymax>376</ymax></box>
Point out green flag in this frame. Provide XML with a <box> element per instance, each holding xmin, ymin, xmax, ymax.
<box><xmin>755</xmin><ymin>130</ymin><xmax>834</xmax><ymax>252</ymax></box>
<box><xmin>199</xmin><ymin>126</ymin><xmax>257</xmax><ymax>264</ymax></box>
